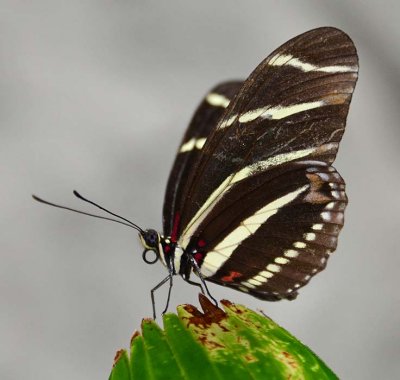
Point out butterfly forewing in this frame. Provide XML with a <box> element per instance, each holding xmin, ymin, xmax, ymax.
<box><xmin>178</xmin><ymin>27</ymin><xmax>357</xmax><ymax>247</ymax></box>
<box><xmin>162</xmin><ymin>27</ymin><xmax>358</xmax><ymax>300</ymax></box>
<box><xmin>163</xmin><ymin>81</ymin><xmax>243</xmax><ymax>238</ymax></box>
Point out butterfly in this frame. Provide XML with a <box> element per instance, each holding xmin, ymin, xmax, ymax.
<box><xmin>34</xmin><ymin>27</ymin><xmax>358</xmax><ymax>318</ymax></box>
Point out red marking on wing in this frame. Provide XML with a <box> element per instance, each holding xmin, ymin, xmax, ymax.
<box><xmin>194</xmin><ymin>252</ymin><xmax>203</xmax><ymax>264</ymax></box>
<box><xmin>171</xmin><ymin>212</ymin><xmax>181</xmax><ymax>243</ymax></box>
<box><xmin>221</xmin><ymin>271</ymin><xmax>243</xmax><ymax>283</ymax></box>
<box><xmin>198</xmin><ymin>239</ymin><xmax>206</xmax><ymax>247</ymax></box>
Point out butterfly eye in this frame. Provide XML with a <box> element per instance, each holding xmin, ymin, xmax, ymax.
<box><xmin>142</xmin><ymin>229</ymin><xmax>159</xmax><ymax>248</ymax></box>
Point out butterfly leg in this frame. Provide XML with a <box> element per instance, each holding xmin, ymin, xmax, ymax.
<box><xmin>150</xmin><ymin>274</ymin><xmax>172</xmax><ymax>320</ymax></box>
<box><xmin>161</xmin><ymin>275</ymin><xmax>174</xmax><ymax>317</ymax></box>
<box><xmin>189</xmin><ymin>257</ymin><xmax>218</xmax><ymax>306</ymax></box>
<box><xmin>183</xmin><ymin>276</ymin><xmax>205</xmax><ymax>295</ymax></box>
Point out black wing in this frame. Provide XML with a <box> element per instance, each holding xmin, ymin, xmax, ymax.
<box><xmin>163</xmin><ymin>81</ymin><xmax>243</xmax><ymax>240</ymax></box>
<box><xmin>165</xmin><ymin>27</ymin><xmax>358</xmax><ymax>300</ymax></box>
<box><xmin>195</xmin><ymin>162</ymin><xmax>347</xmax><ymax>300</ymax></box>
<box><xmin>178</xmin><ymin>27</ymin><xmax>358</xmax><ymax>248</ymax></box>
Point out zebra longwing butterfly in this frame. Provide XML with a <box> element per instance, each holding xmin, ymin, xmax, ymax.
<box><xmin>34</xmin><ymin>27</ymin><xmax>358</xmax><ymax>318</ymax></box>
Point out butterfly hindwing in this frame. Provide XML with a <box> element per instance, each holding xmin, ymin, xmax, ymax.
<box><xmin>196</xmin><ymin>163</ymin><xmax>346</xmax><ymax>300</ymax></box>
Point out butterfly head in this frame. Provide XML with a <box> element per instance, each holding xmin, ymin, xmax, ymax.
<box><xmin>140</xmin><ymin>229</ymin><xmax>160</xmax><ymax>250</ymax></box>
<box><xmin>139</xmin><ymin>229</ymin><xmax>161</xmax><ymax>264</ymax></box>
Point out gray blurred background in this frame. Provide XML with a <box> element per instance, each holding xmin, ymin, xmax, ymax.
<box><xmin>1</xmin><ymin>1</ymin><xmax>399</xmax><ymax>379</ymax></box>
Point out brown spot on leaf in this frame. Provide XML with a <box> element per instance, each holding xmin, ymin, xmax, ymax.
<box><xmin>113</xmin><ymin>349</ymin><xmax>125</xmax><ymax>367</ymax></box>
<box><xmin>141</xmin><ymin>318</ymin><xmax>153</xmax><ymax>329</ymax></box>
<box><xmin>182</xmin><ymin>294</ymin><xmax>227</xmax><ymax>329</ymax></box>
<box><xmin>130</xmin><ymin>330</ymin><xmax>141</xmax><ymax>345</ymax></box>
<box><xmin>281</xmin><ymin>351</ymin><xmax>298</xmax><ymax>369</ymax></box>
<box><xmin>198</xmin><ymin>335</ymin><xmax>225</xmax><ymax>349</ymax></box>
<box><xmin>220</xmin><ymin>299</ymin><xmax>233</xmax><ymax>307</ymax></box>
<box><xmin>221</xmin><ymin>299</ymin><xmax>243</xmax><ymax>314</ymax></box>
<box><xmin>244</xmin><ymin>354</ymin><xmax>257</xmax><ymax>362</ymax></box>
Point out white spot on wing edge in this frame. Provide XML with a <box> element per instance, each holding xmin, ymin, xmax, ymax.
<box><xmin>253</xmin><ymin>274</ymin><xmax>268</xmax><ymax>283</ymax></box>
<box><xmin>312</xmin><ymin>223</ymin><xmax>323</xmax><ymax>231</ymax></box>
<box><xmin>325</xmin><ymin>202</ymin><xmax>336</xmax><ymax>210</ymax></box>
<box><xmin>266</xmin><ymin>264</ymin><xmax>281</xmax><ymax>273</ymax></box>
<box><xmin>259</xmin><ymin>270</ymin><xmax>274</xmax><ymax>279</ymax></box>
<box><xmin>248</xmin><ymin>278</ymin><xmax>263</xmax><ymax>286</ymax></box>
<box><xmin>240</xmin><ymin>281</ymin><xmax>256</xmax><ymax>289</ymax></box>
<box><xmin>317</xmin><ymin>173</ymin><xmax>330</xmax><ymax>181</ymax></box>
<box><xmin>206</xmin><ymin>93</ymin><xmax>230</xmax><ymax>108</ymax></box>
<box><xmin>240</xmin><ymin>273</ymin><xmax>270</xmax><ymax>290</ymax></box>
<box><xmin>274</xmin><ymin>257</ymin><xmax>289</xmax><ymax>265</ymax></box>
<box><xmin>293</xmin><ymin>241</ymin><xmax>306</xmax><ymax>249</ymax></box>
<box><xmin>199</xmin><ymin>185</ymin><xmax>309</xmax><ymax>277</ymax></box>
<box><xmin>284</xmin><ymin>249</ymin><xmax>299</xmax><ymax>258</ymax></box>
<box><xmin>321</xmin><ymin>212</ymin><xmax>331</xmax><ymax>222</ymax></box>
<box><xmin>304</xmin><ymin>232</ymin><xmax>317</xmax><ymax>241</ymax></box>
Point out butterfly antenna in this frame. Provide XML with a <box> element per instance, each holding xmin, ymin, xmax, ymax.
<box><xmin>32</xmin><ymin>193</ymin><xmax>143</xmax><ymax>232</ymax></box>
<box><xmin>72</xmin><ymin>190</ymin><xmax>143</xmax><ymax>232</ymax></box>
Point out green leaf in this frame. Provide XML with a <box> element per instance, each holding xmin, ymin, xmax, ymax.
<box><xmin>109</xmin><ymin>295</ymin><xmax>338</xmax><ymax>380</ymax></box>
<box><xmin>109</xmin><ymin>350</ymin><xmax>131</xmax><ymax>380</ymax></box>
